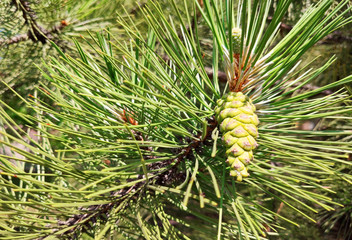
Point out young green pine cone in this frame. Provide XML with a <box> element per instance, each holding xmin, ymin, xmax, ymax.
<box><xmin>214</xmin><ymin>92</ymin><xmax>259</xmax><ymax>181</ymax></box>
<box><xmin>232</xmin><ymin>27</ymin><xmax>242</xmax><ymax>54</ymax></box>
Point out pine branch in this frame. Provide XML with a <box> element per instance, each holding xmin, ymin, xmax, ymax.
<box><xmin>0</xmin><ymin>23</ymin><xmax>67</xmax><ymax>45</ymax></box>
<box><xmin>0</xmin><ymin>0</ymin><xmax>66</xmax><ymax>45</ymax></box>
<box><xmin>12</xmin><ymin>0</ymin><xmax>51</xmax><ymax>43</ymax></box>
<box><xmin>52</xmin><ymin>183</ymin><xmax>144</xmax><ymax>238</ymax></box>
<box><xmin>38</xmin><ymin>117</ymin><xmax>217</xmax><ymax>238</ymax></box>
<box><xmin>1</xmin><ymin>1</ymin><xmax>352</xmax><ymax>238</ymax></box>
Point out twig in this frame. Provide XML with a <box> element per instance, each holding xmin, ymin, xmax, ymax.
<box><xmin>1</xmin><ymin>33</ymin><xmax>29</xmax><ymax>44</ymax></box>
<box><xmin>150</xmin><ymin>116</ymin><xmax>217</xmax><ymax>186</ymax></box>
<box><xmin>0</xmin><ymin>24</ymin><xmax>67</xmax><ymax>45</ymax></box>
<box><xmin>276</xmin><ymin>202</ymin><xmax>284</xmax><ymax>215</ymax></box>
<box><xmin>13</xmin><ymin>0</ymin><xmax>48</xmax><ymax>43</ymax></box>
<box><xmin>174</xmin><ymin>117</ymin><xmax>217</xmax><ymax>167</ymax></box>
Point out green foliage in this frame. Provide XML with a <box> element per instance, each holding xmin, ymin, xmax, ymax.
<box><xmin>319</xmin><ymin>177</ymin><xmax>352</xmax><ymax>240</ymax></box>
<box><xmin>0</xmin><ymin>0</ymin><xmax>137</xmax><ymax>97</ymax></box>
<box><xmin>0</xmin><ymin>0</ymin><xmax>352</xmax><ymax>239</ymax></box>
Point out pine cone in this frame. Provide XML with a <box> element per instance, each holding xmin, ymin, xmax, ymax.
<box><xmin>232</xmin><ymin>27</ymin><xmax>242</xmax><ymax>54</ymax></box>
<box><xmin>214</xmin><ymin>92</ymin><xmax>259</xmax><ymax>181</ymax></box>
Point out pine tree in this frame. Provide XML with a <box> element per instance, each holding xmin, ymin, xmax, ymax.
<box><xmin>0</xmin><ymin>0</ymin><xmax>352</xmax><ymax>239</ymax></box>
